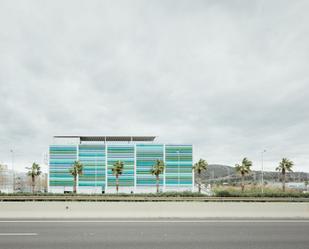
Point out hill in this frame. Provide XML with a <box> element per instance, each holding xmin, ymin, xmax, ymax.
<box><xmin>197</xmin><ymin>164</ymin><xmax>309</xmax><ymax>184</ymax></box>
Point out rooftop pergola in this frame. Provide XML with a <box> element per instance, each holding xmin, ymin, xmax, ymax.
<box><xmin>53</xmin><ymin>135</ymin><xmax>156</xmax><ymax>143</ymax></box>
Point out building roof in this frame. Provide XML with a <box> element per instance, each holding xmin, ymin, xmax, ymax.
<box><xmin>53</xmin><ymin>135</ymin><xmax>156</xmax><ymax>142</ymax></box>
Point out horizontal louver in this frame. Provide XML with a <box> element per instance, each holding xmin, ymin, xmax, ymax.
<box><xmin>136</xmin><ymin>144</ymin><xmax>164</xmax><ymax>186</ymax></box>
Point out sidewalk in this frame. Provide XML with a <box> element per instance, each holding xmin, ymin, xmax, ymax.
<box><xmin>0</xmin><ymin>202</ymin><xmax>308</xmax><ymax>218</ymax></box>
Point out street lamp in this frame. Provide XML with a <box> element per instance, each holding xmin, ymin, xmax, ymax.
<box><xmin>227</xmin><ymin>167</ymin><xmax>230</xmax><ymax>184</ymax></box>
<box><xmin>176</xmin><ymin>150</ymin><xmax>180</xmax><ymax>188</ymax></box>
<box><xmin>10</xmin><ymin>149</ymin><xmax>14</xmax><ymax>193</ymax></box>
<box><xmin>261</xmin><ymin>149</ymin><xmax>266</xmax><ymax>194</ymax></box>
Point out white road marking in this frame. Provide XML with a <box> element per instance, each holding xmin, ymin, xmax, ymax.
<box><xmin>0</xmin><ymin>233</ymin><xmax>38</xmax><ymax>236</ymax></box>
<box><xmin>0</xmin><ymin>220</ymin><xmax>308</xmax><ymax>223</ymax></box>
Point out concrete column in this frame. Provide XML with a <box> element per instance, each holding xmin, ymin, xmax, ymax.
<box><xmin>105</xmin><ymin>144</ymin><xmax>108</xmax><ymax>193</ymax></box>
<box><xmin>134</xmin><ymin>144</ymin><xmax>137</xmax><ymax>192</ymax></box>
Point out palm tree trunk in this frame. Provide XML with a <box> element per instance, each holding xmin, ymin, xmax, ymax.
<box><xmin>156</xmin><ymin>175</ymin><xmax>159</xmax><ymax>193</ymax></box>
<box><xmin>116</xmin><ymin>174</ymin><xmax>119</xmax><ymax>194</ymax></box>
<box><xmin>198</xmin><ymin>172</ymin><xmax>201</xmax><ymax>193</ymax></box>
<box><xmin>241</xmin><ymin>173</ymin><xmax>245</xmax><ymax>192</ymax></box>
<box><xmin>73</xmin><ymin>175</ymin><xmax>77</xmax><ymax>194</ymax></box>
<box><xmin>32</xmin><ymin>175</ymin><xmax>35</xmax><ymax>193</ymax></box>
<box><xmin>282</xmin><ymin>172</ymin><xmax>286</xmax><ymax>192</ymax></box>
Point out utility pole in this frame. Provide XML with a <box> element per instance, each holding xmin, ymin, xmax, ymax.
<box><xmin>227</xmin><ymin>167</ymin><xmax>230</xmax><ymax>184</ymax></box>
<box><xmin>10</xmin><ymin>149</ymin><xmax>14</xmax><ymax>193</ymax></box>
<box><xmin>261</xmin><ymin>149</ymin><xmax>266</xmax><ymax>194</ymax></box>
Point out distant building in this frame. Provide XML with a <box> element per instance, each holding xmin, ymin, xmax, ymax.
<box><xmin>0</xmin><ymin>164</ymin><xmax>13</xmax><ymax>193</ymax></box>
<box><xmin>15</xmin><ymin>172</ymin><xmax>48</xmax><ymax>193</ymax></box>
<box><xmin>287</xmin><ymin>182</ymin><xmax>307</xmax><ymax>190</ymax></box>
<box><xmin>270</xmin><ymin>182</ymin><xmax>308</xmax><ymax>190</ymax></box>
<box><xmin>49</xmin><ymin>136</ymin><xmax>194</xmax><ymax>193</ymax></box>
<box><xmin>0</xmin><ymin>164</ymin><xmax>48</xmax><ymax>193</ymax></box>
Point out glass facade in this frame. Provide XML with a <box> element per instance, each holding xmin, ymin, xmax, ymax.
<box><xmin>78</xmin><ymin>144</ymin><xmax>105</xmax><ymax>188</ymax></box>
<box><xmin>136</xmin><ymin>144</ymin><xmax>164</xmax><ymax>186</ymax></box>
<box><xmin>107</xmin><ymin>145</ymin><xmax>135</xmax><ymax>187</ymax></box>
<box><xmin>49</xmin><ymin>143</ymin><xmax>193</xmax><ymax>193</ymax></box>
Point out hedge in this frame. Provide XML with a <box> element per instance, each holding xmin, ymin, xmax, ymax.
<box><xmin>215</xmin><ymin>190</ymin><xmax>309</xmax><ymax>198</ymax></box>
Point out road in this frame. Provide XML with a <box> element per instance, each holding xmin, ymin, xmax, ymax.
<box><xmin>0</xmin><ymin>219</ymin><xmax>309</xmax><ymax>249</ymax></box>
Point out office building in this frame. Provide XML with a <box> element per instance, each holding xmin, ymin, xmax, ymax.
<box><xmin>49</xmin><ymin>136</ymin><xmax>193</xmax><ymax>193</ymax></box>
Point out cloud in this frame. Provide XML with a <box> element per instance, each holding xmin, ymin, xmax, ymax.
<box><xmin>0</xmin><ymin>0</ymin><xmax>308</xmax><ymax>172</ymax></box>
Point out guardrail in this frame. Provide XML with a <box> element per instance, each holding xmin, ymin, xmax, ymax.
<box><xmin>0</xmin><ymin>196</ymin><xmax>309</xmax><ymax>202</ymax></box>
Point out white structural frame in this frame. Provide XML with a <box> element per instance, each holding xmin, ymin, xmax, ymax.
<box><xmin>95</xmin><ymin>152</ymin><xmax>97</xmax><ymax>194</ymax></box>
<box><xmin>47</xmin><ymin>150</ymin><xmax>50</xmax><ymax>193</ymax></box>
<box><xmin>163</xmin><ymin>144</ymin><xmax>166</xmax><ymax>192</ymax></box>
<box><xmin>177</xmin><ymin>150</ymin><xmax>180</xmax><ymax>187</ymax></box>
<box><xmin>76</xmin><ymin>144</ymin><xmax>79</xmax><ymax>193</ymax></box>
<box><xmin>192</xmin><ymin>144</ymin><xmax>194</xmax><ymax>192</ymax></box>
<box><xmin>134</xmin><ymin>144</ymin><xmax>137</xmax><ymax>192</ymax></box>
<box><xmin>105</xmin><ymin>144</ymin><xmax>108</xmax><ymax>193</ymax></box>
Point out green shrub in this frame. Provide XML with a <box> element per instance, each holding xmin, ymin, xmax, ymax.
<box><xmin>214</xmin><ymin>189</ymin><xmax>309</xmax><ymax>198</ymax></box>
<box><xmin>216</xmin><ymin>190</ymin><xmax>233</xmax><ymax>197</ymax></box>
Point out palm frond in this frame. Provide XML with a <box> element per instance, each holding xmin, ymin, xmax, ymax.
<box><xmin>112</xmin><ymin>160</ymin><xmax>124</xmax><ymax>176</ymax></box>
<box><xmin>193</xmin><ymin>158</ymin><xmax>208</xmax><ymax>172</ymax></box>
<box><xmin>151</xmin><ymin>160</ymin><xmax>165</xmax><ymax>176</ymax></box>
<box><xmin>26</xmin><ymin>162</ymin><xmax>42</xmax><ymax>177</ymax></box>
<box><xmin>277</xmin><ymin>158</ymin><xmax>294</xmax><ymax>173</ymax></box>
<box><xmin>69</xmin><ymin>161</ymin><xmax>83</xmax><ymax>176</ymax></box>
<box><xmin>235</xmin><ymin>158</ymin><xmax>252</xmax><ymax>176</ymax></box>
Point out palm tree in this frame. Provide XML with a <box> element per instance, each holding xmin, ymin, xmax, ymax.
<box><xmin>276</xmin><ymin>158</ymin><xmax>293</xmax><ymax>192</ymax></box>
<box><xmin>193</xmin><ymin>159</ymin><xmax>208</xmax><ymax>193</ymax></box>
<box><xmin>69</xmin><ymin>161</ymin><xmax>83</xmax><ymax>194</ymax></box>
<box><xmin>235</xmin><ymin>157</ymin><xmax>252</xmax><ymax>192</ymax></box>
<box><xmin>112</xmin><ymin>160</ymin><xmax>124</xmax><ymax>194</ymax></box>
<box><xmin>151</xmin><ymin>160</ymin><xmax>165</xmax><ymax>193</ymax></box>
<box><xmin>26</xmin><ymin>162</ymin><xmax>41</xmax><ymax>193</ymax></box>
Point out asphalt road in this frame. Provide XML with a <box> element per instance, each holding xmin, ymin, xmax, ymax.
<box><xmin>0</xmin><ymin>219</ymin><xmax>309</xmax><ymax>249</ymax></box>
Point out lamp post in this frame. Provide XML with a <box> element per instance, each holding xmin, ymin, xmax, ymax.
<box><xmin>227</xmin><ymin>167</ymin><xmax>230</xmax><ymax>185</ymax></box>
<box><xmin>261</xmin><ymin>149</ymin><xmax>266</xmax><ymax>194</ymax></box>
<box><xmin>10</xmin><ymin>149</ymin><xmax>14</xmax><ymax>193</ymax></box>
<box><xmin>177</xmin><ymin>151</ymin><xmax>180</xmax><ymax>188</ymax></box>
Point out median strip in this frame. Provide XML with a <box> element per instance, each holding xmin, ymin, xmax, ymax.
<box><xmin>0</xmin><ymin>220</ymin><xmax>309</xmax><ymax>223</ymax></box>
<box><xmin>0</xmin><ymin>233</ymin><xmax>38</xmax><ymax>236</ymax></box>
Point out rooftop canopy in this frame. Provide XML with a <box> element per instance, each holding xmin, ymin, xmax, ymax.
<box><xmin>53</xmin><ymin>135</ymin><xmax>156</xmax><ymax>142</ymax></box>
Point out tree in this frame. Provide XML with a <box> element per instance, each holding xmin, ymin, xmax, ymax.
<box><xmin>193</xmin><ymin>159</ymin><xmax>208</xmax><ymax>193</ymax></box>
<box><xmin>69</xmin><ymin>161</ymin><xmax>83</xmax><ymax>194</ymax></box>
<box><xmin>26</xmin><ymin>163</ymin><xmax>41</xmax><ymax>193</ymax></box>
<box><xmin>151</xmin><ymin>160</ymin><xmax>165</xmax><ymax>193</ymax></box>
<box><xmin>112</xmin><ymin>160</ymin><xmax>124</xmax><ymax>194</ymax></box>
<box><xmin>235</xmin><ymin>158</ymin><xmax>252</xmax><ymax>192</ymax></box>
<box><xmin>276</xmin><ymin>158</ymin><xmax>293</xmax><ymax>192</ymax></box>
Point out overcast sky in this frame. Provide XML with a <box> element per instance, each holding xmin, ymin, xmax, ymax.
<box><xmin>0</xmin><ymin>0</ymin><xmax>308</xmax><ymax>173</ymax></box>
